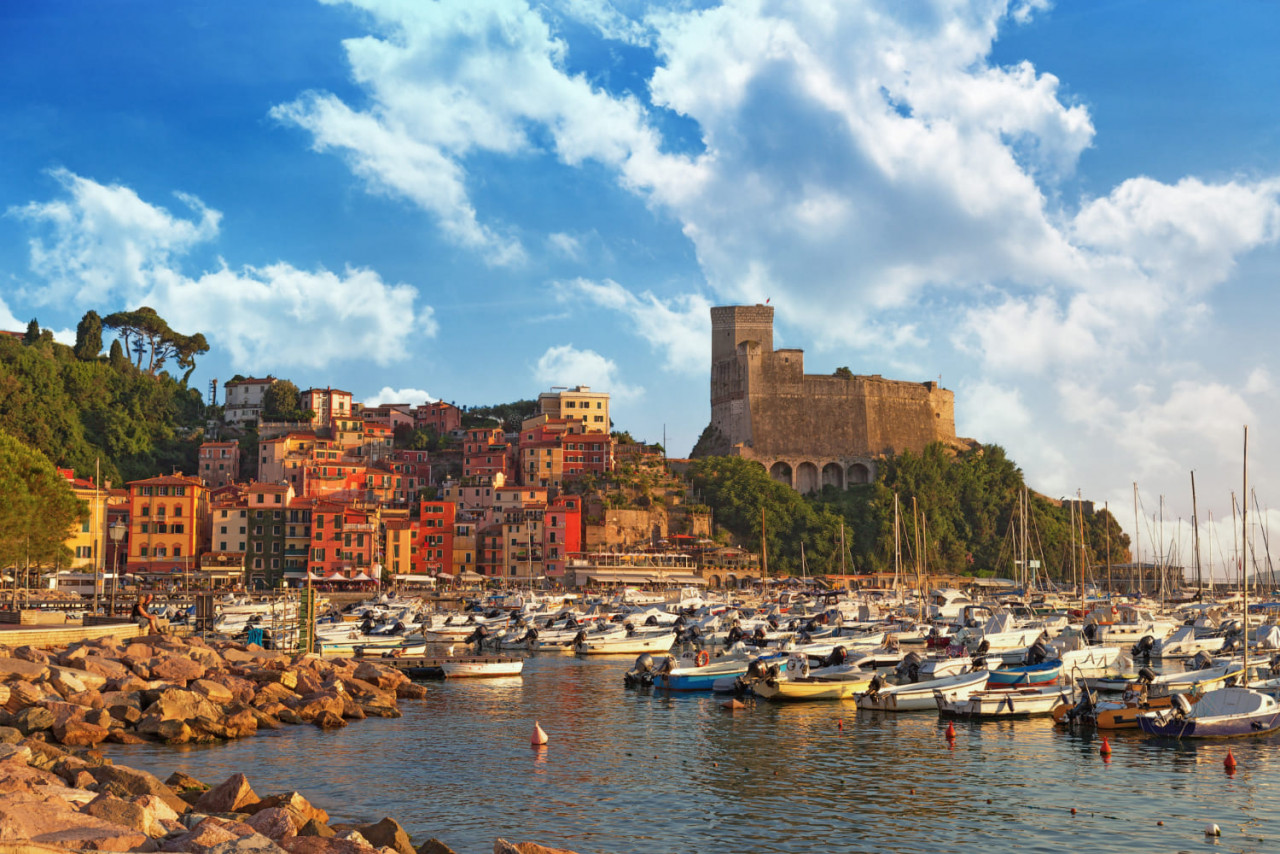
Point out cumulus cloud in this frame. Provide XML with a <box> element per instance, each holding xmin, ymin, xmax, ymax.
<box><xmin>363</xmin><ymin>387</ymin><xmax>436</xmax><ymax>407</ymax></box>
<box><xmin>556</xmin><ymin>277</ymin><xmax>710</xmax><ymax>374</ymax></box>
<box><xmin>10</xmin><ymin>170</ymin><xmax>429</xmax><ymax>371</ymax></box>
<box><xmin>532</xmin><ymin>343</ymin><xmax>641</xmax><ymax>399</ymax></box>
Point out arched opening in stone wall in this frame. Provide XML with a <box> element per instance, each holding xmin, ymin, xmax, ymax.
<box><xmin>848</xmin><ymin>462</ymin><xmax>872</xmax><ymax>484</ymax></box>
<box><xmin>708</xmin><ymin>574</ymin><xmax>722</xmax><ymax>588</ymax></box>
<box><xmin>769</xmin><ymin>461</ymin><xmax>793</xmax><ymax>487</ymax></box>
<box><xmin>821</xmin><ymin>463</ymin><xmax>844</xmax><ymax>490</ymax></box>
<box><xmin>726</xmin><ymin>573</ymin><xmax>738</xmax><ymax>588</ymax></box>
<box><xmin>796</xmin><ymin>462</ymin><xmax>820</xmax><ymax>494</ymax></box>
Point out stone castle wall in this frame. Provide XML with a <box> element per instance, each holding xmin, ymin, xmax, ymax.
<box><xmin>708</xmin><ymin>305</ymin><xmax>960</xmax><ymax>490</ymax></box>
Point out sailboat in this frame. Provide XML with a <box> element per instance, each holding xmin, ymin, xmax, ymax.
<box><xmin>1139</xmin><ymin>426</ymin><xmax>1280</xmax><ymax>738</ymax></box>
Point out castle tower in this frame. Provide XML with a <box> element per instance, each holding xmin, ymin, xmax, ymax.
<box><xmin>711</xmin><ymin>305</ymin><xmax>774</xmax><ymax>366</ymax></box>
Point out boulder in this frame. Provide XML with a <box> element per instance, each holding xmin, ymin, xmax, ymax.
<box><xmin>492</xmin><ymin>841</ymin><xmax>583</xmax><ymax>854</ymax></box>
<box><xmin>107</xmin><ymin>729</ymin><xmax>149</xmax><ymax>745</ymax></box>
<box><xmin>282</xmin><ymin>839</ymin><xmax>375</xmax><ymax>854</ymax></box>
<box><xmin>244</xmin><ymin>793</ymin><xmax>328</xmax><ymax>827</ymax></box>
<box><xmin>247</xmin><ymin>807</ymin><xmax>301</xmax><ymax>841</ymax></box>
<box><xmin>48</xmin><ymin>669</ymin><xmax>87</xmax><ymax>697</ymax></box>
<box><xmin>123</xmin><ymin>643</ymin><xmax>155</xmax><ymax>661</ymax></box>
<box><xmin>0</xmin><ymin>658</ymin><xmax>49</xmax><ymax>682</ymax></box>
<box><xmin>5</xmin><ymin>681</ymin><xmax>49</xmax><ymax>713</ymax></box>
<box><xmin>0</xmin><ymin>727</ymin><xmax>21</xmax><ymax>744</ymax></box>
<box><xmin>356</xmin><ymin>818</ymin><xmax>414</xmax><ymax>854</ymax></box>
<box><xmin>416</xmin><ymin>841</ymin><xmax>458</xmax><ymax>854</ymax></box>
<box><xmin>203</xmin><ymin>674</ymin><xmax>259</xmax><ymax>704</ymax></box>
<box><xmin>13</xmin><ymin>707</ymin><xmax>54</xmax><ymax>736</ymax></box>
<box><xmin>54</xmin><ymin>720</ymin><xmax>110</xmax><ymax>747</ymax></box>
<box><xmin>298</xmin><ymin>819</ymin><xmax>335</xmax><ymax>838</ymax></box>
<box><xmin>143</xmin><ymin>688</ymin><xmax>224</xmax><ymax>723</ymax></box>
<box><xmin>312</xmin><ymin>710</ymin><xmax>346</xmax><ymax>730</ymax></box>
<box><xmin>66</xmin><ymin>688</ymin><xmax>106</xmax><ymax>709</ymax></box>
<box><xmin>149</xmin><ymin>654</ymin><xmax>207</xmax><ymax>684</ymax></box>
<box><xmin>165</xmin><ymin>771</ymin><xmax>209</xmax><ymax>793</ymax></box>
<box><xmin>253</xmin><ymin>683</ymin><xmax>301</xmax><ymax>709</ymax></box>
<box><xmin>193</xmin><ymin>679</ymin><xmax>236</xmax><ymax>704</ymax></box>
<box><xmin>48</xmin><ymin>664</ymin><xmax>107</xmax><ymax>691</ymax></box>
<box><xmin>89</xmin><ymin>763</ymin><xmax>189</xmax><ymax>814</ymax></box>
<box><xmin>108</xmin><ymin>705</ymin><xmax>142</xmax><ymax>726</ymax></box>
<box><xmin>12</xmin><ymin>646</ymin><xmax>54</xmax><ymax>665</ymax></box>
<box><xmin>0</xmin><ymin>791</ymin><xmax>152</xmax><ymax>851</ymax></box>
<box><xmin>79</xmin><ymin>655</ymin><xmax>132</xmax><ymax>681</ymax></box>
<box><xmin>195</xmin><ymin>772</ymin><xmax>259</xmax><ymax>814</ymax></box>
<box><xmin>82</xmin><ymin>792</ymin><xmax>153</xmax><ymax>836</ymax></box>
<box><xmin>133</xmin><ymin>793</ymin><xmax>182</xmax><ymax>835</ymax></box>
<box><xmin>396</xmin><ymin>684</ymin><xmax>428</xmax><ymax>700</ymax></box>
<box><xmin>295</xmin><ymin>692</ymin><xmax>344</xmax><ymax>724</ymax></box>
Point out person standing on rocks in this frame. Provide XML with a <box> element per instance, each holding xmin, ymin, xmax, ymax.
<box><xmin>132</xmin><ymin>593</ymin><xmax>161</xmax><ymax>634</ymax></box>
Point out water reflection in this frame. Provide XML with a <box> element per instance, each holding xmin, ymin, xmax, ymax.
<box><xmin>101</xmin><ymin>654</ymin><xmax>1280</xmax><ymax>854</ymax></box>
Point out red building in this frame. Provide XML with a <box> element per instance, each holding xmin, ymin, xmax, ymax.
<box><xmin>198</xmin><ymin>441</ymin><xmax>241</xmax><ymax>489</ymax></box>
<box><xmin>308</xmin><ymin>501</ymin><xmax>377</xmax><ymax>581</ymax></box>
<box><xmin>463</xmin><ymin>427</ymin><xmax>515</xmax><ymax>481</ymax></box>
<box><xmin>415</xmin><ymin>401</ymin><xmax>462</xmax><ymax>435</ymax></box>
<box><xmin>543</xmin><ymin>495</ymin><xmax>583</xmax><ymax>580</ymax></box>
<box><xmin>415</xmin><ymin>500</ymin><xmax>456</xmax><ymax>576</ymax></box>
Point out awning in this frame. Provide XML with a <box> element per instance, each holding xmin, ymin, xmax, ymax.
<box><xmin>350</xmin><ymin>571</ymin><xmax>372</xmax><ymax>581</ymax></box>
<box><xmin>584</xmin><ymin>573</ymin><xmax>635</xmax><ymax>584</ymax></box>
<box><xmin>661</xmin><ymin>574</ymin><xmax>708</xmax><ymax>586</ymax></box>
<box><xmin>435</xmin><ymin>572</ymin><xmax>455</xmax><ymax>580</ymax></box>
<box><xmin>458</xmin><ymin>571</ymin><xmax>485</xmax><ymax>582</ymax></box>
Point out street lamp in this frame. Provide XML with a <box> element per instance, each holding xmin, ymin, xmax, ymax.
<box><xmin>108</xmin><ymin>521</ymin><xmax>125</xmax><ymax>617</ymax></box>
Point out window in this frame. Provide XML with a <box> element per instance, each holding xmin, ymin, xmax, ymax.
<box><xmin>239</xmin><ymin>526</ymin><xmax>246</xmax><ymax>535</ymax></box>
<box><xmin>171</xmin><ymin>523</ymin><xmax>184</xmax><ymax>534</ymax></box>
<box><xmin>140</xmin><ymin>522</ymin><xmax>149</xmax><ymax>534</ymax></box>
<box><xmin>173</xmin><ymin>546</ymin><xmax>181</xmax><ymax>557</ymax></box>
<box><xmin>156</xmin><ymin>546</ymin><xmax>167</xmax><ymax>557</ymax></box>
<box><xmin>220</xmin><ymin>526</ymin><xmax>227</xmax><ymax>535</ymax></box>
<box><xmin>273</xmin><ymin>526</ymin><xmax>281</xmax><ymax>536</ymax></box>
<box><xmin>140</xmin><ymin>506</ymin><xmax>150</xmax><ymax>517</ymax></box>
<box><xmin>140</xmin><ymin>546</ymin><xmax>148</xmax><ymax>557</ymax></box>
<box><xmin>219</xmin><ymin>542</ymin><xmax>227</xmax><ymax>551</ymax></box>
<box><xmin>254</xmin><ymin>526</ymin><xmax>263</xmax><ymax>536</ymax></box>
<box><xmin>220</xmin><ymin>510</ymin><xmax>228</xmax><ymax>519</ymax></box>
<box><xmin>173</xmin><ymin>505</ymin><xmax>183</xmax><ymax>517</ymax></box>
<box><xmin>272</xmin><ymin>542</ymin><xmax>280</xmax><ymax>553</ymax></box>
<box><xmin>274</xmin><ymin>494</ymin><xmax>282</xmax><ymax>504</ymax></box>
<box><xmin>254</xmin><ymin>542</ymin><xmax>263</xmax><ymax>553</ymax></box>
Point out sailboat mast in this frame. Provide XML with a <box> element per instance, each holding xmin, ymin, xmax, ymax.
<box><xmin>1191</xmin><ymin>471</ymin><xmax>1202</xmax><ymax>603</ymax></box>
<box><xmin>1105</xmin><ymin>501</ymin><xmax>1113</xmax><ymax>600</ymax></box>
<box><xmin>760</xmin><ymin>506</ymin><xmax>768</xmax><ymax>583</ymax></box>
<box><xmin>893</xmin><ymin>494</ymin><xmax>901</xmax><ymax>595</ymax></box>
<box><xmin>1243</xmin><ymin>426</ymin><xmax>1249</xmax><ymax>679</ymax></box>
<box><xmin>1132</xmin><ymin>483</ymin><xmax>1140</xmax><ymax>597</ymax></box>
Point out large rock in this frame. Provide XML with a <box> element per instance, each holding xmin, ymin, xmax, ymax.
<box><xmin>79</xmin><ymin>655</ymin><xmax>132</xmax><ymax>681</ymax></box>
<box><xmin>295</xmin><ymin>692</ymin><xmax>344</xmax><ymax>724</ymax></box>
<box><xmin>0</xmin><ymin>726</ymin><xmax>21</xmax><ymax>744</ymax></box>
<box><xmin>48</xmin><ymin>664</ymin><xmax>107</xmax><ymax>691</ymax></box>
<box><xmin>0</xmin><ymin>658</ymin><xmax>49</xmax><ymax>682</ymax></box>
<box><xmin>252</xmin><ymin>683</ymin><xmax>301</xmax><ymax>709</ymax></box>
<box><xmin>56</xmin><ymin>719</ymin><xmax>110</xmax><ymax>747</ymax></box>
<box><xmin>166</xmin><ymin>771</ymin><xmax>209</xmax><ymax>794</ymax></box>
<box><xmin>0</xmin><ymin>791</ymin><xmax>151</xmax><ymax>851</ymax></box>
<box><xmin>247</xmin><ymin>807</ymin><xmax>301</xmax><ymax>842</ymax></box>
<box><xmin>493</xmin><ymin>841</ymin><xmax>583</xmax><ymax>854</ymax></box>
<box><xmin>356</xmin><ymin>818</ymin><xmax>414</xmax><ymax>854</ymax></box>
<box><xmin>90</xmin><ymin>763</ymin><xmax>188</xmax><ymax>814</ymax></box>
<box><xmin>48</xmin><ymin>669</ymin><xmax>87</xmax><ymax>697</ymax></box>
<box><xmin>282</xmin><ymin>839</ymin><xmax>374</xmax><ymax>854</ymax></box>
<box><xmin>244</xmin><ymin>793</ymin><xmax>328</xmax><ymax>827</ymax></box>
<box><xmin>82</xmin><ymin>792</ymin><xmax>153</xmax><ymax>836</ymax></box>
<box><xmin>193</xmin><ymin>679</ymin><xmax>236</xmax><ymax>704</ymax></box>
<box><xmin>195</xmin><ymin>773</ymin><xmax>259</xmax><ymax>814</ymax></box>
<box><xmin>12</xmin><ymin>707</ymin><xmax>54</xmax><ymax>736</ymax></box>
<box><xmin>149</xmin><ymin>654</ymin><xmax>207</xmax><ymax>684</ymax></box>
<box><xmin>312</xmin><ymin>710</ymin><xmax>346</xmax><ymax>730</ymax></box>
<box><xmin>144</xmin><ymin>688</ymin><xmax>224</xmax><ymax>723</ymax></box>
<box><xmin>203</xmin><ymin>674</ymin><xmax>259</xmax><ymax>704</ymax></box>
<box><xmin>415</xmin><ymin>841</ymin><xmax>458</xmax><ymax>854</ymax></box>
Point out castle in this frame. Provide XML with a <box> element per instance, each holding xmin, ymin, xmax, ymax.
<box><xmin>707</xmin><ymin>305</ymin><xmax>962</xmax><ymax>491</ymax></box>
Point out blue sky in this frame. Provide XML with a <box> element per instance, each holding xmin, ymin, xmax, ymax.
<box><xmin>3</xmin><ymin>0</ymin><xmax>1279</xmax><ymax>578</ymax></box>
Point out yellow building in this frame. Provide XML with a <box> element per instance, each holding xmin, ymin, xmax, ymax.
<box><xmin>126</xmin><ymin>474</ymin><xmax>209</xmax><ymax>579</ymax></box>
<box><xmin>538</xmin><ymin>385</ymin><xmax>610</xmax><ymax>433</ymax></box>
<box><xmin>60</xmin><ymin>469</ymin><xmax>108</xmax><ymax>576</ymax></box>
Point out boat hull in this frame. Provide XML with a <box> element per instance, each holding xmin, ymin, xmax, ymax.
<box><xmin>986</xmin><ymin>662</ymin><xmax>1061</xmax><ymax>688</ymax></box>
<box><xmin>755</xmin><ymin>678</ymin><xmax>871</xmax><ymax>701</ymax></box>
<box><xmin>440</xmin><ymin>659</ymin><xmax>525</xmax><ymax>678</ymax></box>
<box><xmin>1138</xmin><ymin>711</ymin><xmax>1280</xmax><ymax>738</ymax></box>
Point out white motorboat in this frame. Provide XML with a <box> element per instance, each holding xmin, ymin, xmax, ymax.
<box><xmin>935</xmin><ymin>685</ymin><xmax>1065</xmax><ymax>718</ymax></box>
<box><xmin>576</xmin><ymin>631</ymin><xmax>676</xmax><ymax>655</ymax></box>
<box><xmin>1154</xmin><ymin>625</ymin><xmax>1226</xmax><ymax>658</ymax></box>
<box><xmin>440</xmin><ymin>657</ymin><xmax>525</xmax><ymax>678</ymax></box>
<box><xmin>858</xmin><ymin>670</ymin><xmax>990</xmax><ymax>712</ymax></box>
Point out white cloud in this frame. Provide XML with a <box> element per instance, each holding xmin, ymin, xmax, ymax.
<box><xmin>0</xmin><ymin>295</ymin><xmax>23</xmax><ymax>331</ymax></box>
<box><xmin>547</xmin><ymin>232</ymin><xmax>582</xmax><ymax>260</ymax></box>
<box><xmin>363</xmin><ymin>387</ymin><xmax>436</xmax><ymax>407</ymax></box>
<box><xmin>532</xmin><ymin>343</ymin><xmax>642</xmax><ymax>400</ymax></box>
<box><xmin>273</xmin><ymin>0</ymin><xmax>704</xmax><ymax>263</ymax></box>
<box><xmin>10</xmin><ymin>170</ymin><xmax>430</xmax><ymax>371</ymax></box>
<box><xmin>556</xmin><ymin>277</ymin><xmax>710</xmax><ymax>374</ymax></box>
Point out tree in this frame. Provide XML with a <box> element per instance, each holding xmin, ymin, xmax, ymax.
<box><xmin>74</xmin><ymin>311</ymin><xmax>103</xmax><ymax>361</ymax></box>
<box><xmin>834</xmin><ymin>366</ymin><xmax>854</xmax><ymax>380</ymax></box>
<box><xmin>102</xmin><ymin>307</ymin><xmax>209</xmax><ymax>377</ymax></box>
<box><xmin>0</xmin><ymin>430</ymin><xmax>87</xmax><ymax>571</ymax></box>
<box><xmin>23</xmin><ymin>319</ymin><xmax>39</xmax><ymax>345</ymax></box>
<box><xmin>108</xmin><ymin>339</ymin><xmax>128</xmax><ymax>370</ymax></box>
<box><xmin>262</xmin><ymin>380</ymin><xmax>305</xmax><ymax>421</ymax></box>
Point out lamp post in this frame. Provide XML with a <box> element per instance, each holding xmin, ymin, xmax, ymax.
<box><xmin>108</xmin><ymin>521</ymin><xmax>125</xmax><ymax>617</ymax></box>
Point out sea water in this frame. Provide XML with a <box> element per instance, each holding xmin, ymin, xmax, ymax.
<box><xmin>104</xmin><ymin>653</ymin><xmax>1278</xmax><ymax>854</ymax></box>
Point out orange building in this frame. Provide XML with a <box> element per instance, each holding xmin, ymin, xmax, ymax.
<box><xmin>125</xmin><ymin>474</ymin><xmax>209</xmax><ymax>579</ymax></box>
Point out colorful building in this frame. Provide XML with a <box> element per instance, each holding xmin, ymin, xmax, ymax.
<box><xmin>223</xmin><ymin>376</ymin><xmax>276</xmax><ymax>425</ymax></box>
<box><xmin>198</xmin><ymin>441</ymin><xmax>241</xmax><ymax>489</ymax></box>
<box><xmin>537</xmin><ymin>385</ymin><xmax>610</xmax><ymax>433</ymax></box>
<box><xmin>125</xmin><ymin>474</ymin><xmax>209</xmax><ymax>579</ymax></box>
<box><xmin>301</xmin><ymin>387</ymin><xmax>354</xmax><ymax>429</ymax></box>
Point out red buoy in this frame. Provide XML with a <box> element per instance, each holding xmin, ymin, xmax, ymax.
<box><xmin>531</xmin><ymin>722</ymin><xmax>548</xmax><ymax>746</ymax></box>
<box><xmin>838</xmin><ymin>719</ymin><xmax>843</xmax><ymax>731</ymax></box>
<box><xmin>1099</xmin><ymin>737</ymin><xmax>1112</xmax><ymax>757</ymax></box>
<box><xmin>945</xmin><ymin>721</ymin><xmax>956</xmax><ymax>740</ymax></box>
<box><xmin>1225</xmin><ymin>749</ymin><xmax>1238</xmax><ymax>772</ymax></box>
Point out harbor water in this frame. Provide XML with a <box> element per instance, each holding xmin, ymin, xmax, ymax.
<box><xmin>105</xmin><ymin>652</ymin><xmax>1279</xmax><ymax>854</ymax></box>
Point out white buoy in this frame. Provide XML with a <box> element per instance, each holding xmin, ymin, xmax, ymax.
<box><xmin>1205</xmin><ymin>824</ymin><xmax>1221</xmax><ymax>837</ymax></box>
<box><xmin>531</xmin><ymin>722</ymin><xmax>549</xmax><ymax>746</ymax></box>
<box><xmin>446</xmin><ymin>645</ymin><xmax>455</xmax><ymax>657</ymax></box>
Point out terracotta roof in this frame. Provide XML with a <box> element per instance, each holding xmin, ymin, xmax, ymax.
<box><xmin>127</xmin><ymin>474</ymin><xmax>204</xmax><ymax>487</ymax></box>
<box><xmin>224</xmin><ymin>377</ymin><xmax>276</xmax><ymax>386</ymax></box>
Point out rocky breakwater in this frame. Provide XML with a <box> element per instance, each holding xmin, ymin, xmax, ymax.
<box><xmin>0</xmin><ymin>740</ymin><xmax>583</xmax><ymax>853</ymax></box>
<box><xmin>0</xmin><ymin>634</ymin><xmax>430</xmax><ymax>748</ymax></box>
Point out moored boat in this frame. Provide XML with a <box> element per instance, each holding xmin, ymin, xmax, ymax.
<box><xmin>986</xmin><ymin>661</ymin><xmax>1061</xmax><ymax>688</ymax></box>
<box><xmin>440</xmin><ymin>656</ymin><xmax>525</xmax><ymax>678</ymax></box>
<box><xmin>935</xmin><ymin>685</ymin><xmax>1065</xmax><ymax>718</ymax></box>
<box><xmin>1137</xmin><ymin>686</ymin><xmax>1280</xmax><ymax>738</ymax></box>
<box><xmin>857</xmin><ymin>670</ymin><xmax>989</xmax><ymax>712</ymax></box>
<box><xmin>754</xmin><ymin>675</ymin><xmax>872</xmax><ymax>701</ymax></box>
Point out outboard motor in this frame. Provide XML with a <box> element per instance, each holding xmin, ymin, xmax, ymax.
<box><xmin>896</xmin><ymin>651</ymin><xmax>922</xmax><ymax>683</ymax></box>
<box><xmin>523</xmin><ymin>627</ymin><xmax>539</xmax><ymax>647</ymax></box>
<box><xmin>976</xmin><ymin>639</ymin><xmax>991</xmax><ymax>657</ymax></box>
<box><xmin>390</xmin><ymin>620</ymin><xmax>406</xmax><ymax>636</ymax></box>
<box><xmin>1137</xmin><ymin>666</ymin><xmax>1158</xmax><ymax>685</ymax></box>
<box><xmin>465</xmin><ymin>624</ymin><xmax>488</xmax><ymax>653</ymax></box>
<box><xmin>624</xmin><ymin>653</ymin><xmax>656</xmax><ymax>688</ymax></box>
<box><xmin>867</xmin><ymin>673</ymin><xmax>885</xmax><ymax>696</ymax></box>
<box><xmin>1025</xmin><ymin>639</ymin><xmax>1050</xmax><ymax>666</ymax></box>
<box><xmin>727</xmin><ymin>625</ymin><xmax>746</xmax><ymax>645</ymax></box>
<box><xmin>360</xmin><ymin>615</ymin><xmax>376</xmax><ymax>634</ymax></box>
<box><xmin>571</xmin><ymin>629</ymin><xmax>588</xmax><ymax>650</ymax></box>
<box><xmin>970</xmin><ymin>654</ymin><xmax>988</xmax><ymax>671</ymax></box>
<box><xmin>645</xmin><ymin>615</ymin><xmax>659</xmax><ymax>627</ymax></box>
<box><xmin>768</xmin><ymin>618</ymin><xmax>779</xmax><ymax>630</ymax></box>
<box><xmin>822</xmin><ymin>645</ymin><xmax>847</xmax><ymax>669</ymax></box>
<box><xmin>1130</xmin><ymin>635</ymin><xmax>1155</xmax><ymax>665</ymax></box>
<box><xmin>624</xmin><ymin>623</ymin><xmax>637</xmax><ymax>637</ymax></box>
<box><xmin>1083</xmin><ymin>622</ymin><xmax>1098</xmax><ymax>643</ymax></box>
<box><xmin>752</xmin><ymin>625</ymin><xmax>768</xmax><ymax>647</ymax></box>
<box><xmin>1066</xmin><ymin>688</ymin><xmax>1097</xmax><ymax>723</ymax></box>
<box><xmin>1192</xmin><ymin>650</ymin><xmax>1215</xmax><ymax>671</ymax></box>
<box><xmin>1171</xmin><ymin>692</ymin><xmax>1193</xmax><ymax>719</ymax></box>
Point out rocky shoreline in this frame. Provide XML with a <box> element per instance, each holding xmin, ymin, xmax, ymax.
<box><xmin>0</xmin><ymin>633</ymin><xmax>580</xmax><ymax>854</ymax></box>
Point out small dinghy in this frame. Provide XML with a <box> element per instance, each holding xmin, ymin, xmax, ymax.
<box><xmin>1138</xmin><ymin>686</ymin><xmax>1280</xmax><ymax>738</ymax></box>
<box><xmin>935</xmin><ymin>685</ymin><xmax>1065</xmax><ymax>718</ymax></box>
<box><xmin>857</xmin><ymin>670</ymin><xmax>989</xmax><ymax>712</ymax></box>
<box><xmin>440</xmin><ymin>657</ymin><xmax>525</xmax><ymax>678</ymax></box>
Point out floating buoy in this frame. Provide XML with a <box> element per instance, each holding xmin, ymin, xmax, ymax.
<box><xmin>1205</xmin><ymin>824</ymin><xmax>1221</xmax><ymax>837</ymax></box>
<box><xmin>531</xmin><ymin>722</ymin><xmax>548</xmax><ymax>746</ymax></box>
<box><xmin>1070</xmin><ymin>808</ymin><xmax>1077</xmax><ymax>815</ymax></box>
<box><xmin>1225</xmin><ymin>749</ymin><xmax>1238</xmax><ymax>772</ymax></box>
<box><xmin>721</xmin><ymin>698</ymin><xmax>745</xmax><ymax>711</ymax></box>
<box><xmin>1099</xmin><ymin>737</ymin><xmax>1112</xmax><ymax>757</ymax></box>
<box><xmin>1156</xmin><ymin>821</ymin><xmax>1163</xmax><ymax>827</ymax></box>
<box><xmin>838</xmin><ymin>719</ymin><xmax>843</xmax><ymax>731</ymax></box>
<box><xmin>945</xmin><ymin>722</ymin><xmax>956</xmax><ymax>740</ymax></box>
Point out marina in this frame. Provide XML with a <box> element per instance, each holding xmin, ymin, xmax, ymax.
<box><xmin>102</xmin><ymin>649</ymin><xmax>1280</xmax><ymax>854</ymax></box>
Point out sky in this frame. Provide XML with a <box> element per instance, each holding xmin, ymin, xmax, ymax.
<box><xmin>2</xmin><ymin>0</ymin><xmax>1280</xmax><ymax>581</ymax></box>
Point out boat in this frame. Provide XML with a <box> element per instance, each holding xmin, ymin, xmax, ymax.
<box><xmin>575</xmin><ymin>630</ymin><xmax>676</xmax><ymax>655</ymax></box>
<box><xmin>985</xmin><ymin>661</ymin><xmax>1061</xmax><ymax>688</ymax></box>
<box><xmin>440</xmin><ymin>656</ymin><xmax>525</xmax><ymax>678</ymax></box>
<box><xmin>1052</xmin><ymin>683</ymin><xmax>1195</xmax><ymax>730</ymax></box>
<box><xmin>1137</xmin><ymin>686</ymin><xmax>1280</xmax><ymax>737</ymax></box>
<box><xmin>857</xmin><ymin>670</ymin><xmax>989</xmax><ymax>712</ymax></box>
<box><xmin>753</xmin><ymin>675</ymin><xmax>872</xmax><ymax>701</ymax></box>
<box><xmin>936</xmin><ymin>685</ymin><xmax>1065</xmax><ymax>718</ymax></box>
